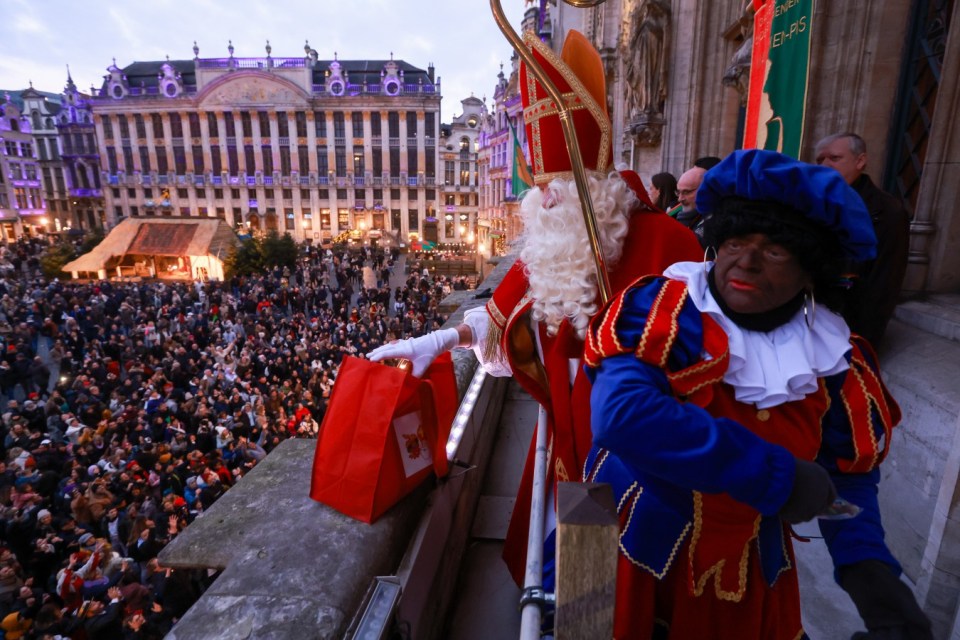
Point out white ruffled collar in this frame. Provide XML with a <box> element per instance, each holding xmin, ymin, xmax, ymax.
<box><xmin>663</xmin><ymin>261</ymin><xmax>851</xmax><ymax>409</ymax></box>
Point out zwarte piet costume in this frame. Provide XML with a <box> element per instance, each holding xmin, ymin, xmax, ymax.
<box><xmin>582</xmin><ymin>150</ymin><xmax>914</xmax><ymax>639</ymax></box>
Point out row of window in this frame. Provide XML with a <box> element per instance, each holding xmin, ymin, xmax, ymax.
<box><xmin>113</xmin><ymin>187</ymin><xmax>437</xmax><ymax>199</ymax></box>
<box><xmin>108</xmin><ymin>186</ymin><xmax>479</xmax><ymax>206</ymax></box>
<box><xmin>3</xmin><ymin>142</ymin><xmax>33</xmax><ymax>158</ymax></box>
<box><xmin>2</xmin><ymin>162</ymin><xmax>39</xmax><ymax>181</ymax></box>
<box><xmin>60</xmin><ymin>132</ymin><xmax>98</xmax><ymax>157</ymax></box>
<box><xmin>102</xmin><ymin>144</ymin><xmax>446</xmax><ymax>179</ymax></box>
<box><xmin>101</xmin><ymin>110</ymin><xmax>437</xmax><ymax>142</ymax></box>
<box><xmin>1</xmin><ymin>187</ymin><xmax>44</xmax><ymax>210</ymax></box>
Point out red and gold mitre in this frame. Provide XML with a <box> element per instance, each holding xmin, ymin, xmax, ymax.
<box><xmin>520</xmin><ymin>30</ymin><xmax>613</xmax><ymax>185</ymax></box>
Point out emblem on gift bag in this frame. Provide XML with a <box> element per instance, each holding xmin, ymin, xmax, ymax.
<box><xmin>393</xmin><ymin>412</ymin><xmax>433</xmax><ymax>478</ymax></box>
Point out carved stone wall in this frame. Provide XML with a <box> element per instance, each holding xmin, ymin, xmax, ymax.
<box><xmin>657</xmin><ymin>0</ymin><xmax>742</xmax><ymax>176</ymax></box>
<box><xmin>800</xmin><ymin>1</ymin><xmax>912</xmax><ymax>166</ymax></box>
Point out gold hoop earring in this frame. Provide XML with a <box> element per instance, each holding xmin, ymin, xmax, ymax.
<box><xmin>803</xmin><ymin>291</ymin><xmax>816</xmax><ymax>329</ymax></box>
<box><xmin>703</xmin><ymin>246</ymin><xmax>717</xmax><ymax>275</ymax></box>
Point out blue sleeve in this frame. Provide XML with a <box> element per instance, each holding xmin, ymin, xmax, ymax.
<box><xmin>590</xmin><ymin>354</ymin><xmax>796</xmax><ymax>516</ymax></box>
<box><xmin>818</xmin><ymin>470</ymin><xmax>901</xmax><ymax>579</ymax></box>
<box><xmin>818</xmin><ymin>368</ymin><xmax>901</xmax><ymax>579</ymax></box>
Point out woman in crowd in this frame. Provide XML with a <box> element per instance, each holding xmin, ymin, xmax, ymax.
<box><xmin>649</xmin><ymin>171</ymin><xmax>679</xmax><ymax>211</ymax></box>
<box><xmin>584</xmin><ymin>150</ymin><xmax>930</xmax><ymax>638</ymax></box>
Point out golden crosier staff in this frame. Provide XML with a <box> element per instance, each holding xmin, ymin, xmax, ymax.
<box><xmin>490</xmin><ymin>0</ymin><xmax>612</xmax><ymax>306</ymax></box>
<box><xmin>490</xmin><ymin>2</ymin><xmax>610</xmax><ymax>638</ymax></box>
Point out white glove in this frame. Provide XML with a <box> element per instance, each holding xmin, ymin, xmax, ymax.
<box><xmin>367</xmin><ymin>328</ymin><xmax>460</xmax><ymax>377</ymax></box>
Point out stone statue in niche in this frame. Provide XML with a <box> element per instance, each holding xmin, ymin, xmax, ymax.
<box><xmin>622</xmin><ymin>0</ymin><xmax>671</xmax><ymax>119</ymax></box>
<box><xmin>723</xmin><ymin>1</ymin><xmax>756</xmax><ymax>106</ymax></box>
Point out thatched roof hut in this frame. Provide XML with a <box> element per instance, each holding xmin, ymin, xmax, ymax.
<box><xmin>63</xmin><ymin>217</ymin><xmax>238</xmax><ymax>281</ymax></box>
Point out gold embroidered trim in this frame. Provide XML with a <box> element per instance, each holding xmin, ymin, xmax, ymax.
<box><xmin>659</xmin><ymin>286</ymin><xmax>686</xmax><ymax>369</ymax></box>
<box><xmin>532</xmin><ymin>168</ymin><xmax>609</xmax><ymax>186</ymax></box>
<box><xmin>604</xmin><ymin>287</ymin><xmax>628</xmax><ymax>358</ymax></box>
<box><xmin>852</xmin><ymin>365</ymin><xmax>878</xmax><ymax>466</ymax></box>
<box><xmin>634</xmin><ymin>280</ymin><xmax>689</xmax><ymax>367</ymax></box>
<box><xmin>508</xmin><ymin>292</ymin><xmax>534</xmax><ymax>326</ymax></box>
<box><xmin>840</xmin><ymin>364</ymin><xmax>881</xmax><ymax>470</ymax></box>
<box><xmin>583</xmin><ymin>449</ymin><xmax>609</xmax><ymax>482</ymax></box>
<box><xmin>618</xmin><ymin>487</ymin><xmax>692</xmax><ymax>580</ymax></box>
<box><xmin>688</xmin><ymin>491</ymin><xmax>760</xmax><ymax>603</ymax></box>
<box><xmin>668</xmin><ymin>358</ymin><xmax>719</xmax><ymax>382</ymax></box>
<box><xmin>525</xmin><ymin>61</ymin><xmax>545</xmax><ymax>177</ymax></box>
<box><xmin>667</xmin><ymin>369</ymin><xmax>725</xmax><ymax>398</ymax></box>
<box><xmin>617</xmin><ymin>481</ymin><xmax>638</xmax><ymax>513</ymax></box>
<box><xmin>486</xmin><ymin>296</ymin><xmax>509</xmax><ymax>330</ymax></box>
<box><xmin>523</xmin><ymin>93</ymin><xmax>590</xmax><ymax>124</ymax></box>
<box><xmin>769</xmin><ymin>522</ymin><xmax>794</xmax><ymax>586</ymax></box>
<box><xmin>481</xmin><ymin>295</ymin><xmax>512</xmax><ymax>364</ymax></box>
<box><xmin>521</xmin><ymin>31</ymin><xmax>612</xmax><ymax>184</ymax></box>
<box><xmin>620</xmin><ymin>523</ymin><xmax>692</xmax><ymax>581</ymax></box>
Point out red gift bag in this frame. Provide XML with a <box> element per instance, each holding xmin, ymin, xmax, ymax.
<box><xmin>309</xmin><ymin>352</ymin><xmax>458</xmax><ymax>523</ymax></box>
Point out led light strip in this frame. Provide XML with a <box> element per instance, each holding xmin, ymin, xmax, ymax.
<box><xmin>445</xmin><ymin>367</ymin><xmax>487</xmax><ymax>460</ymax></box>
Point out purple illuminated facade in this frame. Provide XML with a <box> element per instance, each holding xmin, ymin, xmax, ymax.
<box><xmin>0</xmin><ymin>95</ymin><xmax>44</xmax><ymax>242</ymax></box>
<box><xmin>58</xmin><ymin>73</ymin><xmax>105</xmax><ymax>231</ymax></box>
<box><xmin>88</xmin><ymin>42</ymin><xmax>450</xmax><ymax>245</ymax></box>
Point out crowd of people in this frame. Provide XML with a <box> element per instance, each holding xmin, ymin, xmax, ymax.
<box><xmin>0</xmin><ymin>239</ymin><xmax>462</xmax><ymax>639</ymax></box>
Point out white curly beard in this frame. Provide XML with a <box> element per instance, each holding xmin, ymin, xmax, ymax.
<box><xmin>519</xmin><ymin>173</ymin><xmax>636</xmax><ymax>339</ymax></box>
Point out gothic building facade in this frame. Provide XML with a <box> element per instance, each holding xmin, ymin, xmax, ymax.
<box><xmin>89</xmin><ymin>43</ymin><xmax>445</xmax><ymax>246</ymax></box>
<box><xmin>57</xmin><ymin>74</ymin><xmax>105</xmax><ymax>233</ymax></box>
<box><xmin>476</xmin><ymin>54</ymin><xmax>526</xmax><ymax>260</ymax></box>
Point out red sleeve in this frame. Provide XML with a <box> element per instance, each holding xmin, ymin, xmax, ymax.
<box><xmin>610</xmin><ymin>210</ymin><xmax>703</xmax><ymax>293</ymax></box>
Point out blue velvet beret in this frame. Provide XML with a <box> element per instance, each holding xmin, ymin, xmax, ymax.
<box><xmin>696</xmin><ymin>149</ymin><xmax>877</xmax><ymax>262</ymax></box>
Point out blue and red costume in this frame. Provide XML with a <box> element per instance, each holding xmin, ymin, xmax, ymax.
<box><xmin>583</xmin><ymin>275</ymin><xmax>902</xmax><ymax>639</ymax></box>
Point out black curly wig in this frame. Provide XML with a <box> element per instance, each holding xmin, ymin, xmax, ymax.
<box><xmin>701</xmin><ymin>197</ymin><xmax>847</xmax><ymax>311</ymax></box>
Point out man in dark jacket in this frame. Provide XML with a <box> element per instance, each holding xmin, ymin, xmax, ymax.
<box><xmin>816</xmin><ymin>132</ymin><xmax>910</xmax><ymax>346</ymax></box>
<box><xmin>81</xmin><ymin>587</ymin><xmax>125</xmax><ymax>639</ymax></box>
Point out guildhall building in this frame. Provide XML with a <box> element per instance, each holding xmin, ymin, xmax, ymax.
<box><xmin>90</xmin><ymin>42</ymin><xmax>449</xmax><ymax>247</ymax></box>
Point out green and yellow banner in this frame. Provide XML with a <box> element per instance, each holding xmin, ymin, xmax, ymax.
<box><xmin>743</xmin><ymin>0</ymin><xmax>814</xmax><ymax>159</ymax></box>
<box><xmin>511</xmin><ymin>122</ymin><xmax>535</xmax><ymax>197</ymax></box>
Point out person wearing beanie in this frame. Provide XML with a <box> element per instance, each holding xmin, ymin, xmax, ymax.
<box><xmin>582</xmin><ymin>150</ymin><xmax>930</xmax><ymax>638</ymax></box>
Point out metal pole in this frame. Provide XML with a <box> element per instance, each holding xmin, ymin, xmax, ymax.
<box><xmin>519</xmin><ymin>405</ymin><xmax>550</xmax><ymax>638</ymax></box>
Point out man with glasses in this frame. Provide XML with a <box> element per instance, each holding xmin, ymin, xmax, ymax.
<box><xmin>675</xmin><ymin>166</ymin><xmax>707</xmax><ymax>243</ymax></box>
<box><xmin>815</xmin><ymin>132</ymin><xmax>910</xmax><ymax>347</ymax></box>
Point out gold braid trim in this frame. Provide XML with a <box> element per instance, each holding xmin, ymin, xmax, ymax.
<box><xmin>618</xmin><ymin>487</ymin><xmax>692</xmax><ymax>580</ymax></box>
<box><xmin>757</xmin><ymin>522</ymin><xmax>795</xmax><ymax>587</ymax></box>
<box><xmin>688</xmin><ymin>491</ymin><xmax>761</xmax><ymax>603</ymax></box>
<box><xmin>840</xmin><ymin>367</ymin><xmax>878</xmax><ymax>469</ymax></box>
<box><xmin>583</xmin><ymin>449</ymin><xmax>609</xmax><ymax>482</ymax></box>
<box><xmin>617</xmin><ymin>481</ymin><xmax>638</xmax><ymax>513</ymax></box>
<box><xmin>666</xmin><ymin>370</ymin><xmax>725</xmax><ymax>398</ymax></box>
<box><xmin>659</xmin><ymin>285</ymin><xmax>686</xmax><ymax>369</ymax></box>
